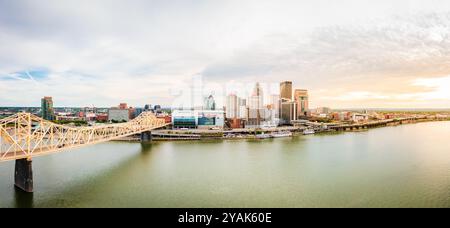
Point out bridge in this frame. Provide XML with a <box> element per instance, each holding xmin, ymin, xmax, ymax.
<box><xmin>328</xmin><ymin>117</ymin><xmax>420</xmax><ymax>131</ymax></box>
<box><xmin>0</xmin><ymin>112</ymin><xmax>168</xmax><ymax>192</ymax></box>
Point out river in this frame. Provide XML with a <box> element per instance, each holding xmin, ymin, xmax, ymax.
<box><xmin>1</xmin><ymin>121</ymin><xmax>449</xmax><ymax>208</ymax></box>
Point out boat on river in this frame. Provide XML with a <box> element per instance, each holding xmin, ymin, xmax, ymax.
<box><xmin>256</xmin><ymin>133</ymin><xmax>272</xmax><ymax>139</ymax></box>
<box><xmin>270</xmin><ymin>131</ymin><xmax>293</xmax><ymax>138</ymax></box>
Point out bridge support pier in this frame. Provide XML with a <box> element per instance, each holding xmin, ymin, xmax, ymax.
<box><xmin>140</xmin><ymin>131</ymin><xmax>152</xmax><ymax>143</ymax></box>
<box><xmin>14</xmin><ymin>158</ymin><xmax>33</xmax><ymax>193</ymax></box>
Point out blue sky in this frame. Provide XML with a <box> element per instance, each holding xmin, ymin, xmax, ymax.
<box><xmin>1</xmin><ymin>0</ymin><xmax>450</xmax><ymax>108</ymax></box>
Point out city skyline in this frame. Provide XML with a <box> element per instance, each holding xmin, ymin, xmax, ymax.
<box><xmin>1</xmin><ymin>0</ymin><xmax>450</xmax><ymax>108</ymax></box>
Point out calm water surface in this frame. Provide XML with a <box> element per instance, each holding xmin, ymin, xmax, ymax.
<box><xmin>1</xmin><ymin>121</ymin><xmax>450</xmax><ymax>208</ymax></box>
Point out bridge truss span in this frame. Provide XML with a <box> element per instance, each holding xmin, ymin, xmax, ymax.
<box><xmin>0</xmin><ymin>112</ymin><xmax>167</xmax><ymax>162</ymax></box>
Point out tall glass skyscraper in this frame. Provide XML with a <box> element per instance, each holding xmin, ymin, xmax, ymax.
<box><xmin>41</xmin><ymin>96</ymin><xmax>55</xmax><ymax>121</ymax></box>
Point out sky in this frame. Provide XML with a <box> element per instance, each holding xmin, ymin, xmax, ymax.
<box><xmin>1</xmin><ymin>0</ymin><xmax>450</xmax><ymax>109</ymax></box>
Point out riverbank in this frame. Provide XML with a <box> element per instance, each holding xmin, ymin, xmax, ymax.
<box><xmin>111</xmin><ymin>118</ymin><xmax>450</xmax><ymax>142</ymax></box>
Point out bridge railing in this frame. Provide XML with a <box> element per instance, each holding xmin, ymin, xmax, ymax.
<box><xmin>0</xmin><ymin>112</ymin><xmax>166</xmax><ymax>162</ymax></box>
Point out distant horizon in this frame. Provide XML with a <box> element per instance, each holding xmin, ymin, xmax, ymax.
<box><xmin>2</xmin><ymin>106</ymin><xmax>450</xmax><ymax>112</ymax></box>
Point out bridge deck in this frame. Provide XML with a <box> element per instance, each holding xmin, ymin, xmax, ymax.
<box><xmin>1</xmin><ymin>112</ymin><xmax>168</xmax><ymax>162</ymax></box>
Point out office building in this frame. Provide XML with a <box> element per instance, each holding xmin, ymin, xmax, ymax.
<box><xmin>239</xmin><ymin>106</ymin><xmax>248</xmax><ymax>119</ymax></box>
<box><xmin>270</xmin><ymin>94</ymin><xmax>280</xmax><ymax>119</ymax></box>
<box><xmin>280</xmin><ymin>100</ymin><xmax>297</xmax><ymax>125</ymax></box>
<box><xmin>172</xmin><ymin>110</ymin><xmax>224</xmax><ymax>129</ymax></box>
<box><xmin>41</xmin><ymin>96</ymin><xmax>55</xmax><ymax>121</ymax></box>
<box><xmin>226</xmin><ymin>94</ymin><xmax>238</xmax><ymax>119</ymax></box>
<box><xmin>204</xmin><ymin>95</ymin><xmax>216</xmax><ymax>110</ymax></box>
<box><xmin>280</xmin><ymin>81</ymin><xmax>293</xmax><ymax>100</ymax></box>
<box><xmin>108</xmin><ymin>108</ymin><xmax>129</xmax><ymax>122</ymax></box>
<box><xmin>248</xmin><ymin>83</ymin><xmax>264</xmax><ymax>126</ymax></box>
<box><xmin>294</xmin><ymin>89</ymin><xmax>309</xmax><ymax>117</ymax></box>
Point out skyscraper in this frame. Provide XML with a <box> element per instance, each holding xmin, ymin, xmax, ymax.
<box><xmin>280</xmin><ymin>100</ymin><xmax>297</xmax><ymax>125</ymax></box>
<box><xmin>41</xmin><ymin>96</ymin><xmax>55</xmax><ymax>121</ymax></box>
<box><xmin>249</xmin><ymin>82</ymin><xmax>264</xmax><ymax>109</ymax></box>
<box><xmin>294</xmin><ymin>89</ymin><xmax>309</xmax><ymax>117</ymax></box>
<box><xmin>225</xmin><ymin>94</ymin><xmax>238</xmax><ymax>119</ymax></box>
<box><xmin>270</xmin><ymin>94</ymin><xmax>280</xmax><ymax>119</ymax></box>
<box><xmin>280</xmin><ymin>81</ymin><xmax>292</xmax><ymax>101</ymax></box>
<box><xmin>248</xmin><ymin>82</ymin><xmax>264</xmax><ymax>126</ymax></box>
<box><xmin>204</xmin><ymin>95</ymin><xmax>216</xmax><ymax>110</ymax></box>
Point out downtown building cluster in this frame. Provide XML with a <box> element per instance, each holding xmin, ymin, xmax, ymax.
<box><xmin>223</xmin><ymin>81</ymin><xmax>309</xmax><ymax>129</ymax></box>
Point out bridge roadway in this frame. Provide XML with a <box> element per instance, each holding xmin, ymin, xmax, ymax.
<box><xmin>328</xmin><ymin>117</ymin><xmax>420</xmax><ymax>131</ymax></box>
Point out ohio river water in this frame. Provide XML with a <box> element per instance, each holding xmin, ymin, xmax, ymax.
<box><xmin>1</xmin><ymin>121</ymin><xmax>450</xmax><ymax>208</ymax></box>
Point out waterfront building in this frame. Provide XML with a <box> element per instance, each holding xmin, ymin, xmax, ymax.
<box><xmin>108</xmin><ymin>108</ymin><xmax>129</xmax><ymax>122</ymax></box>
<box><xmin>197</xmin><ymin>110</ymin><xmax>224</xmax><ymax>129</ymax></box>
<box><xmin>172</xmin><ymin>110</ymin><xmax>224</xmax><ymax>129</ymax></box>
<box><xmin>294</xmin><ymin>89</ymin><xmax>309</xmax><ymax>117</ymax></box>
<box><xmin>41</xmin><ymin>96</ymin><xmax>55</xmax><ymax>121</ymax></box>
<box><xmin>280</xmin><ymin>81</ymin><xmax>293</xmax><ymax>100</ymax></box>
<box><xmin>172</xmin><ymin>110</ymin><xmax>197</xmax><ymax>129</ymax></box>
<box><xmin>229</xmin><ymin>118</ymin><xmax>245</xmax><ymax>129</ymax></box>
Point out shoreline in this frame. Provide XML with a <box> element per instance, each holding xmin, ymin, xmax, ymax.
<box><xmin>112</xmin><ymin>118</ymin><xmax>450</xmax><ymax>142</ymax></box>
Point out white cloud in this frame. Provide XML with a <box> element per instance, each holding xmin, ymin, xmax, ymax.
<box><xmin>1</xmin><ymin>0</ymin><xmax>450</xmax><ymax>108</ymax></box>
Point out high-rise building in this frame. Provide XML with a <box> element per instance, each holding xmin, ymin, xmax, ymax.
<box><xmin>248</xmin><ymin>83</ymin><xmax>264</xmax><ymax>126</ymax></box>
<box><xmin>239</xmin><ymin>106</ymin><xmax>248</xmax><ymax>119</ymax></box>
<box><xmin>270</xmin><ymin>94</ymin><xmax>280</xmax><ymax>119</ymax></box>
<box><xmin>250</xmin><ymin>82</ymin><xmax>264</xmax><ymax>108</ymax></box>
<box><xmin>280</xmin><ymin>100</ymin><xmax>297</xmax><ymax>125</ymax></box>
<box><xmin>294</xmin><ymin>89</ymin><xmax>309</xmax><ymax>117</ymax></box>
<box><xmin>226</xmin><ymin>94</ymin><xmax>238</xmax><ymax>119</ymax></box>
<box><xmin>41</xmin><ymin>96</ymin><xmax>55</xmax><ymax>121</ymax></box>
<box><xmin>280</xmin><ymin>81</ymin><xmax>293</xmax><ymax>101</ymax></box>
<box><xmin>204</xmin><ymin>95</ymin><xmax>216</xmax><ymax>110</ymax></box>
<box><xmin>238</xmin><ymin>98</ymin><xmax>247</xmax><ymax>119</ymax></box>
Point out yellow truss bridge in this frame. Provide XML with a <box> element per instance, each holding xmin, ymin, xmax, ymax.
<box><xmin>0</xmin><ymin>112</ymin><xmax>167</xmax><ymax>162</ymax></box>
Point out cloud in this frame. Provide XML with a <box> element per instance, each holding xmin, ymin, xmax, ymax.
<box><xmin>1</xmin><ymin>0</ymin><xmax>450</xmax><ymax>108</ymax></box>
